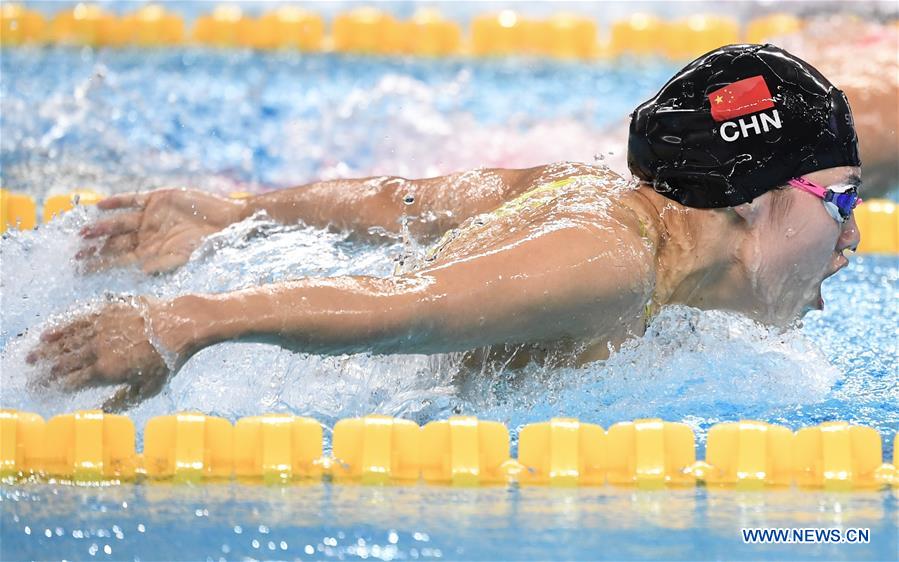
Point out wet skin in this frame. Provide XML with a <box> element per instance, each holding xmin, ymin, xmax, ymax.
<box><xmin>26</xmin><ymin>163</ymin><xmax>861</xmax><ymax>410</ymax></box>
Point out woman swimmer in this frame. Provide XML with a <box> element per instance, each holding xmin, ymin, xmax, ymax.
<box><xmin>27</xmin><ymin>45</ymin><xmax>863</xmax><ymax>411</ymax></box>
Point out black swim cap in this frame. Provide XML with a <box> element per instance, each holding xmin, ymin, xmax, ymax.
<box><xmin>628</xmin><ymin>44</ymin><xmax>860</xmax><ymax>208</ymax></box>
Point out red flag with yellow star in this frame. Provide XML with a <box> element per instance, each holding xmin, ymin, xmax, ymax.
<box><xmin>708</xmin><ymin>75</ymin><xmax>775</xmax><ymax>122</ymax></box>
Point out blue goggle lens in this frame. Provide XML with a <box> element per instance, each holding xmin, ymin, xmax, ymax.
<box><xmin>825</xmin><ymin>189</ymin><xmax>859</xmax><ymax>221</ymax></box>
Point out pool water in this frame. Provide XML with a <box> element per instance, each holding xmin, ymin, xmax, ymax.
<box><xmin>2</xmin><ymin>484</ymin><xmax>896</xmax><ymax>561</ymax></box>
<box><xmin>0</xmin><ymin>47</ymin><xmax>672</xmax><ymax>196</ymax></box>
<box><xmin>1</xmin><ymin>42</ymin><xmax>898</xmax><ymax>562</ymax></box>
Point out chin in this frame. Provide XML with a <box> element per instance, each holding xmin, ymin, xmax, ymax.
<box><xmin>782</xmin><ymin>282</ymin><xmax>825</xmax><ymax>322</ymax></box>
<box><xmin>759</xmin><ymin>299</ymin><xmax>808</xmax><ymax>328</ymax></box>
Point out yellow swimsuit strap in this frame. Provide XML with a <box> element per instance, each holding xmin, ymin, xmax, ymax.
<box><xmin>492</xmin><ymin>174</ymin><xmax>604</xmax><ymax>217</ymax></box>
<box><xmin>423</xmin><ymin>174</ymin><xmax>605</xmax><ymax>264</ymax></box>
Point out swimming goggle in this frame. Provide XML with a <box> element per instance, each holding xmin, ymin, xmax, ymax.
<box><xmin>788</xmin><ymin>177</ymin><xmax>862</xmax><ymax>224</ymax></box>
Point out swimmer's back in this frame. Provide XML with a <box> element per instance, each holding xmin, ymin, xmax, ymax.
<box><xmin>420</xmin><ymin>162</ymin><xmax>646</xmax><ymax>267</ymax></box>
<box><xmin>411</xmin><ymin>162</ymin><xmax>660</xmax><ymax>366</ymax></box>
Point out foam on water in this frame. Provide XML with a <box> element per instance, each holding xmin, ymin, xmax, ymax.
<box><xmin>0</xmin><ymin>213</ymin><xmax>860</xmax><ymax>451</ymax></box>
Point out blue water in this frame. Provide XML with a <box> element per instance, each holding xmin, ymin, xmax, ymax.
<box><xmin>2</xmin><ymin>484</ymin><xmax>897</xmax><ymax>561</ymax></box>
<box><xmin>0</xmin><ymin>47</ymin><xmax>673</xmax><ymax>196</ymax></box>
<box><xmin>1</xmin><ymin>41</ymin><xmax>898</xmax><ymax>562</ymax></box>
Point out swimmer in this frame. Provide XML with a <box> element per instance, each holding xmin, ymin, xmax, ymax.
<box><xmin>27</xmin><ymin>45</ymin><xmax>863</xmax><ymax>411</ymax></box>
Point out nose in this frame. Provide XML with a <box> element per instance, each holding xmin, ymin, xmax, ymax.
<box><xmin>838</xmin><ymin>213</ymin><xmax>861</xmax><ymax>252</ymax></box>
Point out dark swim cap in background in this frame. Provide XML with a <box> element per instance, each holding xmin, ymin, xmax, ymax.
<box><xmin>627</xmin><ymin>44</ymin><xmax>861</xmax><ymax>208</ymax></box>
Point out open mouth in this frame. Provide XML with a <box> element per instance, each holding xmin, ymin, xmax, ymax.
<box><xmin>816</xmin><ymin>249</ymin><xmax>853</xmax><ymax>310</ymax></box>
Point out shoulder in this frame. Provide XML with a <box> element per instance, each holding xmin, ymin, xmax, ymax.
<box><xmin>493</xmin><ymin>162</ymin><xmax>626</xmax><ymax>192</ymax></box>
<box><xmin>526</xmin><ymin>162</ymin><xmax>625</xmax><ymax>185</ymax></box>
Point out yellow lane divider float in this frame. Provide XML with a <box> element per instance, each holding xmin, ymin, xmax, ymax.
<box><xmin>3</xmin><ymin>189</ymin><xmax>898</xmax><ymax>254</ymax></box>
<box><xmin>663</xmin><ymin>14</ymin><xmax>740</xmax><ymax>60</ymax></box>
<box><xmin>2</xmin><ymin>3</ymin><xmax>822</xmax><ymax>61</ymax></box>
<box><xmin>1</xmin><ymin>188</ymin><xmax>102</xmax><ymax>232</ymax></box>
<box><xmin>42</xmin><ymin>410</ymin><xmax>137</xmax><ymax>481</ymax></box>
<box><xmin>1</xmin><ymin>410</ymin><xmax>896</xmax><ymax>488</ymax></box>
<box><xmin>856</xmin><ymin>199</ymin><xmax>899</xmax><ymax>254</ymax></box>
<box><xmin>0</xmin><ymin>2</ymin><xmax>44</xmax><ymax>45</ymax></box>
<box><xmin>745</xmin><ymin>13</ymin><xmax>803</xmax><ymax>44</ymax></box>
<box><xmin>698</xmin><ymin>420</ymin><xmax>794</xmax><ymax>489</ymax></box>
<box><xmin>609</xmin><ymin>13</ymin><xmax>666</xmax><ymax>57</ymax></box>
<box><xmin>41</xmin><ymin>189</ymin><xmax>103</xmax><ymax>223</ymax></box>
<box><xmin>0</xmin><ymin>189</ymin><xmax>37</xmax><ymax>231</ymax></box>
<box><xmin>192</xmin><ymin>5</ymin><xmax>326</xmax><ymax>51</ymax></box>
<box><xmin>234</xmin><ymin>414</ymin><xmax>324</xmax><ymax>482</ymax></box>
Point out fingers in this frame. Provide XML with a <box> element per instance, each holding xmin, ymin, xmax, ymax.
<box><xmin>99</xmin><ymin>232</ymin><xmax>139</xmax><ymax>257</ymax></box>
<box><xmin>77</xmin><ymin>210</ymin><xmax>142</xmax><ymax>273</ymax></box>
<box><xmin>135</xmin><ymin>371</ymin><xmax>167</xmax><ymax>401</ymax></box>
<box><xmin>74</xmin><ymin>245</ymin><xmax>97</xmax><ymax>261</ymax></box>
<box><xmin>96</xmin><ymin>192</ymin><xmax>150</xmax><ymax>211</ymax></box>
<box><xmin>50</xmin><ymin>347</ymin><xmax>97</xmax><ymax>379</ymax></box>
<box><xmin>25</xmin><ymin>347</ymin><xmax>49</xmax><ymax>368</ymax></box>
<box><xmin>140</xmin><ymin>251</ymin><xmax>188</xmax><ymax>275</ymax></box>
<box><xmin>27</xmin><ymin>318</ymin><xmax>94</xmax><ymax>371</ymax></box>
<box><xmin>79</xmin><ymin>233</ymin><xmax>139</xmax><ymax>273</ymax></box>
<box><xmin>101</xmin><ymin>370</ymin><xmax>168</xmax><ymax>413</ymax></box>
<box><xmin>59</xmin><ymin>366</ymin><xmax>97</xmax><ymax>392</ymax></box>
<box><xmin>82</xmin><ymin>251</ymin><xmax>139</xmax><ymax>274</ymax></box>
<box><xmin>102</xmin><ymin>385</ymin><xmax>136</xmax><ymax>413</ymax></box>
<box><xmin>37</xmin><ymin>318</ymin><xmax>94</xmax><ymax>345</ymax></box>
<box><xmin>80</xmin><ymin>212</ymin><xmax>142</xmax><ymax>239</ymax></box>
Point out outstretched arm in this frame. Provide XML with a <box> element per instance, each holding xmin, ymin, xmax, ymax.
<box><xmin>149</xmin><ymin>224</ymin><xmax>641</xmax><ymax>357</ymax></box>
<box><xmin>80</xmin><ymin>167</ymin><xmax>542</xmax><ymax>273</ymax></box>
<box><xmin>243</xmin><ymin>167</ymin><xmax>543</xmax><ymax>239</ymax></box>
<box><xmin>34</xmin><ymin>223</ymin><xmax>652</xmax><ymax>409</ymax></box>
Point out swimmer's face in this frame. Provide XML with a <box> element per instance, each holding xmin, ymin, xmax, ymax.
<box><xmin>744</xmin><ymin>166</ymin><xmax>862</xmax><ymax>325</ymax></box>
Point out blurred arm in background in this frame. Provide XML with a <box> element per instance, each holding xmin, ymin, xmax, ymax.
<box><xmin>602</xmin><ymin>19</ymin><xmax>898</xmax><ymax>199</ymax></box>
<box><xmin>797</xmin><ymin>20</ymin><xmax>899</xmax><ymax>199</ymax></box>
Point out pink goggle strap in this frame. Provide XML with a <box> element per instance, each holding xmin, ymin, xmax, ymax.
<box><xmin>788</xmin><ymin>177</ymin><xmax>827</xmax><ymax>198</ymax></box>
<box><xmin>788</xmin><ymin>177</ymin><xmax>863</xmax><ymax>203</ymax></box>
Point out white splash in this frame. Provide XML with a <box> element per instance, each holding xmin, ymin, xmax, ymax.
<box><xmin>1</xmin><ymin>214</ymin><xmax>840</xmax><ymax>439</ymax></box>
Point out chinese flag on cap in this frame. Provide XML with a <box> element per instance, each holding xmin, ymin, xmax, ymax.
<box><xmin>708</xmin><ymin>75</ymin><xmax>775</xmax><ymax>122</ymax></box>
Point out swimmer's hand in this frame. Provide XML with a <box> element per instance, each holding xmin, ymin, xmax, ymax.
<box><xmin>77</xmin><ymin>189</ymin><xmax>246</xmax><ymax>274</ymax></box>
<box><xmin>26</xmin><ymin>300</ymin><xmax>172</xmax><ymax>412</ymax></box>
